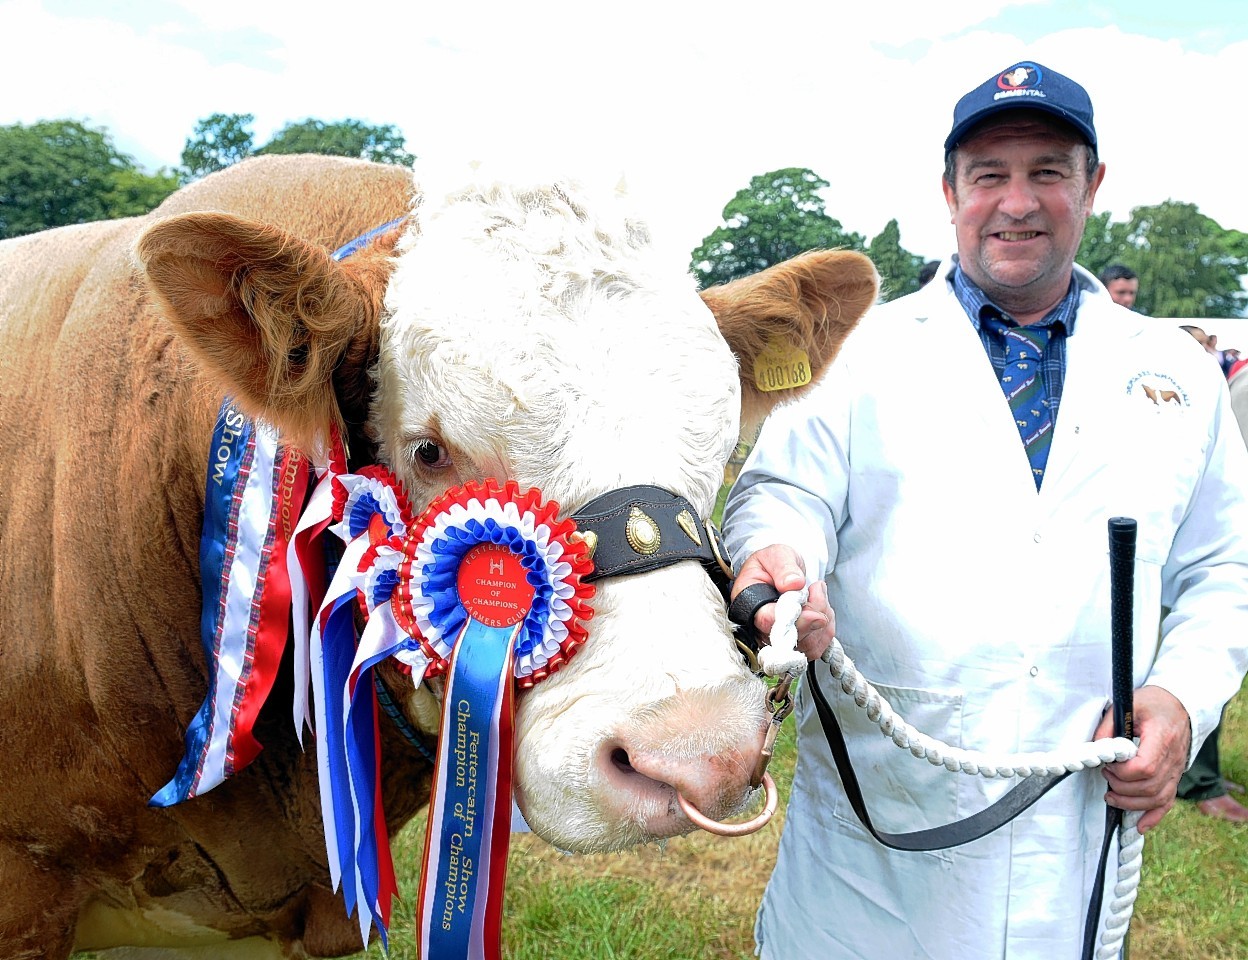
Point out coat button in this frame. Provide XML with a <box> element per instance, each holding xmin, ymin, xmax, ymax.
<box><xmin>1033</xmin><ymin>533</ymin><xmax>1042</xmax><ymax>543</ymax></box>
<box><xmin>1029</xmin><ymin>666</ymin><xmax>1039</xmax><ymax>677</ymax></box>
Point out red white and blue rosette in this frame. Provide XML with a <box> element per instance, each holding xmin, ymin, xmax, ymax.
<box><xmin>395</xmin><ymin>479</ymin><xmax>593</xmax><ymax>960</ymax></box>
<box><xmin>393</xmin><ymin>479</ymin><xmax>594</xmax><ymax>687</ymax></box>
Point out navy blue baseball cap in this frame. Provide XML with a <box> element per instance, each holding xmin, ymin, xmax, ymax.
<box><xmin>944</xmin><ymin>61</ymin><xmax>1096</xmax><ymax>156</ymax></box>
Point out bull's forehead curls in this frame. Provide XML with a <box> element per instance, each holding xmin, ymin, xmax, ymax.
<box><xmin>375</xmin><ymin>165</ymin><xmax>740</xmax><ymax>512</ymax></box>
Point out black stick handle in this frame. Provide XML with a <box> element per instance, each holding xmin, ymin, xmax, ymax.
<box><xmin>1082</xmin><ymin>517</ymin><xmax>1140</xmax><ymax>960</ymax></box>
<box><xmin>1108</xmin><ymin>517</ymin><xmax>1137</xmax><ymax>739</ymax></box>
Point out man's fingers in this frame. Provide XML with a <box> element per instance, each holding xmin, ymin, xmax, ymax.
<box><xmin>796</xmin><ymin>618</ymin><xmax>834</xmax><ymax>661</ymax></box>
<box><xmin>753</xmin><ymin>606</ymin><xmax>827</xmax><ymax>642</ymax></box>
<box><xmin>752</xmin><ymin>603</ymin><xmax>778</xmax><ymax>637</ymax></box>
<box><xmin>1106</xmin><ymin>790</ymin><xmax>1176</xmax><ymax>832</ymax></box>
<box><xmin>1090</xmin><ymin>709</ymin><xmax>1115</xmax><ymax>743</ymax></box>
<box><xmin>1091</xmin><ymin>687</ymin><xmax>1189</xmax><ymax>837</ymax></box>
<box><xmin>747</xmin><ymin>591</ymin><xmax>832</xmax><ymax>661</ymax></box>
<box><xmin>1102</xmin><ymin>771</ymin><xmax>1172</xmax><ymax>802</ymax></box>
<box><xmin>732</xmin><ymin>545</ymin><xmax>807</xmax><ymax>598</ymax></box>
<box><xmin>732</xmin><ymin>548</ymin><xmax>837</xmax><ymax>662</ymax></box>
<box><xmin>1103</xmin><ymin>771</ymin><xmax>1180</xmax><ymax>812</ymax></box>
<box><xmin>1136</xmin><ymin>805</ymin><xmax>1172</xmax><ymax>834</ymax></box>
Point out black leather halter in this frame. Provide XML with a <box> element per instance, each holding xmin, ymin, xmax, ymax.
<box><xmin>570</xmin><ymin>484</ymin><xmax>734</xmax><ymax>601</ymax></box>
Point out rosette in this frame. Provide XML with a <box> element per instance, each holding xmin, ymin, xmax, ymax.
<box><xmin>396</xmin><ymin>480</ymin><xmax>595</xmax><ymax>960</ymax></box>
<box><xmin>393</xmin><ymin>479</ymin><xmax>595</xmax><ymax>687</ymax></box>
<box><xmin>298</xmin><ymin>472</ymin><xmax>597</xmax><ymax>953</ymax></box>
<box><xmin>331</xmin><ymin>465</ymin><xmax>412</xmax><ymax>603</ymax></box>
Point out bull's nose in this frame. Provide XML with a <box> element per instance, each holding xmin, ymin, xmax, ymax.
<box><xmin>596</xmin><ymin>683</ymin><xmax>768</xmax><ymax>836</ymax></box>
<box><xmin>610</xmin><ymin>740</ymin><xmax>761</xmax><ymax>826</ymax></box>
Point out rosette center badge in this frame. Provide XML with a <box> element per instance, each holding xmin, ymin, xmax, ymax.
<box><xmin>458</xmin><ymin>543</ymin><xmax>536</xmax><ymax>628</ymax></box>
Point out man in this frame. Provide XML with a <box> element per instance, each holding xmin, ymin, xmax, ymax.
<box><xmin>724</xmin><ymin>61</ymin><xmax>1248</xmax><ymax>960</ymax></box>
<box><xmin>1099</xmin><ymin>263</ymin><xmax>1139</xmax><ymax>309</ymax></box>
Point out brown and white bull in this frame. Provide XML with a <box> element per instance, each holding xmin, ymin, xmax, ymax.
<box><xmin>0</xmin><ymin>154</ymin><xmax>876</xmax><ymax>958</ymax></box>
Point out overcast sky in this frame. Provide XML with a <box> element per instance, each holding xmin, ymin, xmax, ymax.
<box><xmin>3</xmin><ymin>0</ymin><xmax>1246</xmax><ymax>331</ymax></box>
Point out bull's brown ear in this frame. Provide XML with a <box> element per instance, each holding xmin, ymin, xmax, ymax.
<box><xmin>701</xmin><ymin>249</ymin><xmax>877</xmax><ymax>442</ymax></box>
<box><xmin>134</xmin><ymin>212</ymin><xmax>396</xmax><ymax>453</ymax></box>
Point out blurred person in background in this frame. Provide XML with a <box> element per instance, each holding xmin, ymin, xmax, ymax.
<box><xmin>1099</xmin><ymin>263</ymin><xmax>1139</xmax><ymax>309</ymax></box>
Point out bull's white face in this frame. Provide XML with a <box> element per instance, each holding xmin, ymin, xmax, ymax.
<box><xmin>371</xmin><ymin>171</ymin><xmax>767</xmax><ymax>851</ymax></box>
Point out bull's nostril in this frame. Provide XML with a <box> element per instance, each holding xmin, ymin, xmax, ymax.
<box><xmin>611</xmin><ymin>747</ymin><xmax>633</xmax><ymax>770</ymax></box>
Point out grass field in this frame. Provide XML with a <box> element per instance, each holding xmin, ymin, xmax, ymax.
<box><xmin>349</xmin><ymin>677</ymin><xmax>1248</xmax><ymax>960</ymax></box>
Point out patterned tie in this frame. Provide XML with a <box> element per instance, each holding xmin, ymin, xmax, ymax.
<box><xmin>990</xmin><ymin>319</ymin><xmax>1053</xmax><ymax>490</ymax></box>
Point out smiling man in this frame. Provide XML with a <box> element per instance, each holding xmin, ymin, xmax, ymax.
<box><xmin>723</xmin><ymin>61</ymin><xmax>1248</xmax><ymax>960</ymax></box>
<box><xmin>942</xmin><ymin>78</ymin><xmax>1105</xmax><ymax>329</ymax></box>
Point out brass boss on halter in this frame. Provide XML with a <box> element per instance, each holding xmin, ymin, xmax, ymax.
<box><xmin>569</xmin><ymin>484</ymin><xmax>734</xmax><ymax>598</ymax></box>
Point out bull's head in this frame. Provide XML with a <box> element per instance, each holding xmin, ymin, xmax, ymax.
<box><xmin>134</xmin><ymin>165</ymin><xmax>877</xmax><ymax>853</ymax></box>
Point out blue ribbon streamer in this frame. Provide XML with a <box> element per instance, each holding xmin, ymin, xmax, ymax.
<box><xmin>345</xmin><ymin>667</ymin><xmax>385</xmax><ymax>948</ymax></box>
<box><xmin>427</xmin><ymin>617</ymin><xmax>516</xmax><ymax>956</ymax></box>
<box><xmin>321</xmin><ymin>592</ymin><xmax>364</xmax><ymax>917</ymax></box>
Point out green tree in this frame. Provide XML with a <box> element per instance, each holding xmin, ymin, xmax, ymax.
<box><xmin>179</xmin><ymin>115</ymin><xmax>415</xmax><ymax>181</ymax></box>
<box><xmin>105</xmin><ymin>166</ymin><xmax>181</xmax><ymax>217</ymax></box>
<box><xmin>691</xmin><ymin>167</ymin><xmax>865</xmax><ymax>288</ymax></box>
<box><xmin>1075</xmin><ymin>211</ymin><xmax>1124</xmax><ymax>281</ymax></box>
<box><xmin>0</xmin><ymin>120</ymin><xmax>177</xmax><ymax>239</ymax></box>
<box><xmin>258</xmin><ymin>119</ymin><xmax>414</xmax><ymax>166</ymax></box>
<box><xmin>1078</xmin><ymin>201</ymin><xmax>1247</xmax><ymax>317</ymax></box>
<box><xmin>867</xmin><ymin>218</ymin><xmax>926</xmax><ymax>301</ymax></box>
<box><xmin>180</xmin><ymin>112</ymin><xmax>256</xmax><ymax>182</ymax></box>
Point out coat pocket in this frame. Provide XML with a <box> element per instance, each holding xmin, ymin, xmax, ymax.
<box><xmin>829</xmin><ymin>681</ymin><xmax>964</xmax><ymax>863</ymax></box>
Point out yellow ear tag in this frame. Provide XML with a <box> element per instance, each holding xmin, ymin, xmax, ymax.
<box><xmin>753</xmin><ymin>336</ymin><xmax>812</xmax><ymax>392</ymax></box>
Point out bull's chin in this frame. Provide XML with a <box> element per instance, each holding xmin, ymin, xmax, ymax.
<box><xmin>519</xmin><ymin>802</ymin><xmax>696</xmax><ymax>855</ymax></box>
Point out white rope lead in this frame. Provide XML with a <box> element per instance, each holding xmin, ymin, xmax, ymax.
<box><xmin>758</xmin><ymin>586</ymin><xmax>809</xmax><ymax>677</ymax></box>
<box><xmin>1096</xmin><ymin>810</ymin><xmax>1143</xmax><ymax>959</ymax></box>
<box><xmin>768</xmin><ymin>589</ymin><xmax>1144</xmax><ymax>956</ymax></box>
<box><xmin>818</xmin><ymin>632</ymin><xmax>1137</xmax><ymax>777</ymax></box>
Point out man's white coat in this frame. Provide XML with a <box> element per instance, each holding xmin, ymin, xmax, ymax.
<box><xmin>724</xmin><ymin>262</ymin><xmax>1248</xmax><ymax>959</ymax></box>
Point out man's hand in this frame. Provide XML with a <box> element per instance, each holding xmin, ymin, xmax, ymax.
<box><xmin>1092</xmin><ymin>685</ymin><xmax>1192</xmax><ymax>833</ymax></box>
<box><xmin>733</xmin><ymin>545</ymin><xmax>835</xmax><ymax>661</ymax></box>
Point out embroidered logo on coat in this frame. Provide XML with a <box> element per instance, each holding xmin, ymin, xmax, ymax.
<box><xmin>1142</xmin><ymin>384</ymin><xmax>1181</xmax><ymax>406</ymax></box>
<box><xmin>1125</xmin><ymin>371</ymin><xmax>1189</xmax><ymax>410</ymax></box>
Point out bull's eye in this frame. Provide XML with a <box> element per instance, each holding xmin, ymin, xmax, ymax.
<box><xmin>410</xmin><ymin>438</ymin><xmax>451</xmax><ymax>470</ymax></box>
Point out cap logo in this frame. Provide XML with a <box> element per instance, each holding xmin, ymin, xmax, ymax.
<box><xmin>946</xmin><ymin>60</ymin><xmax>1095</xmax><ymax>155</ymax></box>
<box><xmin>997</xmin><ymin>63</ymin><xmax>1041</xmax><ymax>90</ymax></box>
<box><xmin>992</xmin><ymin>62</ymin><xmax>1049</xmax><ymax>104</ymax></box>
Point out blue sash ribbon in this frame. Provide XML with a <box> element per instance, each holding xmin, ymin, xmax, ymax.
<box><xmin>421</xmin><ymin>618</ymin><xmax>517</xmax><ymax>956</ymax></box>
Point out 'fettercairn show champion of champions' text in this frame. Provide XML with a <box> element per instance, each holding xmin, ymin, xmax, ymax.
<box><xmin>442</xmin><ymin>698</ymin><xmax>482</xmax><ymax>931</ymax></box>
